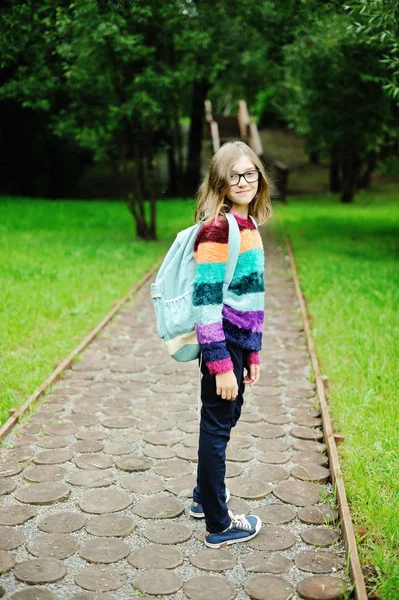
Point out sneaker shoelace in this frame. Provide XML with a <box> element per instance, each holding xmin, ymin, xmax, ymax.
<box><xmin>228</xmin><ymin>511</ymin><xmax>252</xmax><ymax>530</ymax></box>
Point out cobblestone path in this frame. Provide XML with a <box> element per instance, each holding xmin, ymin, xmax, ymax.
<box><xmin>0</xmin><ymin>226</ymin><xmax>351</xmax><ymax>600</ymax></box>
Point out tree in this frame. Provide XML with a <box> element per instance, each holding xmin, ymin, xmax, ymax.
<box><xmin>280</xmin><ymin>11</ymin><xmax>396</xmax><ymax>202</ymax></box>
<box><xmin>0</xmin><ymin>0</ymin><xmax>188</xmax><ymax>239</ymax></box>
<box><xmin>345</xmin><ymin>0</ymin><xmax>399</xmax><ymax>105</ymax></box>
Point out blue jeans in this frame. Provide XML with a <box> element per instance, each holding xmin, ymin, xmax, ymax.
<box><xmin>193</xmin><ymin>343</ymin><xmax>245</xmax><ymax>533</ymax></box>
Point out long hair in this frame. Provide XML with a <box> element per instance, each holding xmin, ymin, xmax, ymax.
<box><xmin>195</xmin><ymin>141</ymin><xmax>272</xmax><ymax>225</ymax></box>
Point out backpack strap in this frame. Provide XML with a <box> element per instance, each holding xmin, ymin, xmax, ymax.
<box><xmin>224</xmin><ymin>212</ymin><xmax>241</xmax><ymax>291</ymax></box>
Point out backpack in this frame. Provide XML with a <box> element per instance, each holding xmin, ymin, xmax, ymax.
<box><xmin>151</xmin><ymin>212</ymin><xmax>241</xmax><ymax>362</ymax></box>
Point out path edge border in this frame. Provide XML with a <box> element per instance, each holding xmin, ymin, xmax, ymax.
<box><xmin>0</xmin><ymin>260</ymin><xmax>161</xmax><ymax>442</ymax></box>
<box><xmin>281</xmin><ymin>225</ymin><xmax>368</xmax><ymax>600</ymax></box>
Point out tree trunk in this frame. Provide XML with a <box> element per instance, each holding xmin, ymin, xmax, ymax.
<box><xmin>341</xmin><ymin>154</ymin><xmax>362</xmax><ymax>204</ymax></box>
<box><xmin>358</xmin><ymin>151</ymin><xmax>377</xmax><ymax>189</ymax></box>
<box><xmin>309</xmin><ymin>150</ymin><xmax>319</xmax><ymax>165</ymax></box>
<box><xmin>329</xmin><ymin>144</ymin><xmax>341</xmax><ymax>193</ymax></box>
<box><xmin>185</xmin><ymin>78</ymin><xmax>210</xmax><ymax>196</ymax></box>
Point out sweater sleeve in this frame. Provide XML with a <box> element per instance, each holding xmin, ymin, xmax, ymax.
<box><xmin>192</xmin><ymin>217</ymin><xmax>234</xmax><ymax>375</ymax></box>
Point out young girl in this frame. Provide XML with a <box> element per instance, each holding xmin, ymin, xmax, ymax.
<box><xmin>190</xmin><ymin>140</ymin><xmax>272</xmax><ymax>548</ymax></box>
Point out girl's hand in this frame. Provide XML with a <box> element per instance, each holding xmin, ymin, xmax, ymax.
<box><xmin>215</xmin><ymin>371</ymin><xmax>238</xmax><ymax>401</ymax></box>
<box><xmin>244</xmin><ymin>363</ymin><xmax>260</xmax><ymax>386</ymax></box>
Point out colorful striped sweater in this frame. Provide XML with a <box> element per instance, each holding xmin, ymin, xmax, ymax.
<box><xmin>193</xmin><ymin>210</ymin><xmax>265</xmax><ymax>375</ymax></box>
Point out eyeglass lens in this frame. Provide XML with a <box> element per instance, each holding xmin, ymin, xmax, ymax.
<box><xmin>230</xmin><ymin>170</ymin><xmax>259</xmax><ymax>185</ymax></box>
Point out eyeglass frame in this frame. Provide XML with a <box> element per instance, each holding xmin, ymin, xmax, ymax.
<box><xmin>230</xmin><ymin>168</ymin><xmax>260</xmax><ymax>186</ymax></box>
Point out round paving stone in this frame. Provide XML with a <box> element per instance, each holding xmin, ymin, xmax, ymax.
<box><xmin>23</xmin><ymin>465</ymin><xmax>66</xmax><ymax>483</ymax></box>
<box><xmin>301</xmin><ymin>527</ymin><xmax>340</xmax><ymax>547</ymax></box>
<box><xmin>292</xmin><ymin>464</ymin><xmax>330</xmax><ymax>483</ymax></box>
<box><xmin>133</xmin><ymin>568</ymin><xmax>182</xmax><ymax>596</ymax></box>
<box><xmin>13</xmin><ymin>558</ymin><xmax>66</xmax><ymax>584</ymax></box>
<box><xmin>7</xmin><ymin>447</ymin><xmax>35</xmax><ymax>462</ymax></box>
<box><xmin>76</xmin><ymin>430</ymin><xmax>109</xmax><ymax>441</ymax></box>
<box><xmin>75</xmin><ymin>454</ymin><xmax>113</xmax><ymax>470</ymax></box>
<box><xmin>189</xmin><ymin>548</ymin><xmax>236</xmax><ymax>571</ymax></box>
<box><xmin>27</xmin><ymin>533</ymin><xmax>79</xmax><ymax>559</ymax></box>
<box><xmin>75</xmin><ymin>565</ymin><xmax>126</xmax><ymax>591</ymax></box>
<box><xmin>176</xmin><ymin>447</ymin><xmax>198</xmax><ymax>462</ymax></box>
<box><xmin>0</xmin><ymin>550</ymin><xmax>15</xmax><ymax>572</ymax></box>
<box><xmin>66</xmin><ymin>470</ymin><xmax>114</xmax><ymax>488</ymax></box>
<box><xmin>132</xmin><ymin>496</ymin><xmax>184</xmax><ymax>519</ymax></box>
<box><xmin>143</xmin><ymin>445</ymin><xmax>176</xmax><ymax>459</ymax></box>
<box><xmin>293</xmin><ymin>440</ymin><xmax>326</xmax><ymax>453</ymax></box>
<box><xmin>291</xmin><ymin>426</ymin><xmax>324</xmax><ymax>441</ymax></box>
<box><xmin>244</xmin><ymin>552</ymin><xmax>292</xmax><ymax>574</ymax></box>
<box><xmin>228</xmin><ymin>477</ymin><xmax>273</xmax><ymax>500</ymax></box>
<box><xmin>79</xmin><ymin>487</ymin><xmax>132</xmax><ymax>514</ymax></box>
<box><xmin>227</xmin><ymin>496</ymin><xmax>250</xmax><ymax>514</ymax></box>
<box><xmin>249</xmin><ymin>465</ymin><xmax>289</xmax><ymax>483</ymax></box>
<box><xmin>255</xmin><ymin>504</ymin><xmax>297</xmax><ymax>525</ymax></box>
<box><xmin>298</xmin><ymin>504</ymin><xmax>339</xmax><ymax>526</ymax></box>
<box><xmin>248</xmin><ymin>527</ymin><xmax>296</xmax><ymax>551</ymax></box>
<box><xmin>240</xmin><ymin>412</ymin><xmax>263</xmax><ymax>423</ymax></box>
<box><xmin>70</xmin><ymin>415</ymin><xmax>99</xmax><ymax>427</ymax></box>
<box><xmin>44</xmin><ymin>423</ymin><xmax>77</xmax><ymax>436</ymax></box>
<box><xmin>225</xmin><ymin>462</ymin><xmax>243</xmax><ymax>478</ymax></box>
<box><xmin>104</xmin><ymin>442</ymin><xmax>135</xmax><ymax>455</ymax></box>
<box><xmin>114</xmin><ymin>456</ymin><xmax>153</xmax><ymax>472</ymax></box>
<box><xmin>226</xmin><ymin>448</ymin><xmax>253</xmax><ymax>462</ymax></box>
<box><xmin>153</xmin><ymin>459</ymin><xmax>194</xmax><ymax>478</ymax></box>
<box><xmin>179</xmin><ymin>421</ymin><xmax>199</xmax><ymax>434</ymax></box>
<box><xmin>34</xmin><ymin>450</ymin><xmax>73</xmax><ymax>465</ymax></box>
<box><xmin>256</xmin><ymin>439</ymin><xmax>290</xmax><ymax>453</ymax></box>
<box><xmin>70</xmin><ymin>441</ymin><xmax>104</xmax><ymax>454</ymax></box>
<box><xmin>121</xmin><ymin>474</ymin><xmax>165</xmax><ymax>494</ymax></box>
<box><xmin>251</xmin><ymin>424</ymin><xmax>285</xmax><ymax>439</ymax></box>
<box><xmin>70</xmin><ymin>594</ymin><xmax>115</xmax><ymax>600</ymax></box>
<box><xmin>0</xmin><ymin>527</ymin><xmax>26</xmax><ymax>550</ymax></box>
<box><xmin>85</xmin><ymin>514</ymin><xmax>135</xmax><ymax>537</ymax></box>
<box><xmin>101</xmin><ymin>417</ymin><xmax>136</xmax><ymax>429</ymax></box>
<box><xmin>0</xmin><ymin>477</ymin><xmax>17</xmax><ymax>495</ymax></box>
<box><xmin>38</xmin><ymin>511</ymin><xmax>85</xmax><ymax>533</ymax></box>
<box><xmin>143</xmin><ymin>432</ymin><xmax>182</xmax><ymax>446</ymax></box>
<box><xmin>274</xmin><ymin>479</ymin><xmax>321</xmax><ymax>506</ymax></box>
<box><xmin>244</xmin><ymin>574</ymin><xmax>294</xmax><ymax>600</ymax></box>
<box><xmin>144</xmin><ymin>521</ymin><xmax>192</xmax><ymax>544</ymax></box>
<box><xmin>265</xmin><ymin>414</ymin><xmax>291</xmax><ymax>425</ymax></box>
<box><xmin>292</xmin><ymin>452</ymin><xmax>329</xmax><ymax>467</ymax></box>
<box><xmin>128</xmin><ymin>545</ymin><xmax>183</xmax><ymax>569</ymax></box>
<box><xmin>79</xmin><ymin>538</ymin><xmax>130</xmax><ymax>563</ymax></box>
<box><xmin>257</xmin><ymin>451</ymin><xmax>290</xmax><ymax>464</ymax></box>
<box><xmin>165</xmin><ymin>474</ymin><xmax>196</xmax><ymax>498</ymax></box>
<box><xmin>8</xmin><ymin>588</ymin><xmax>58</xmax><ymax>600</ymax></box>
<box><xmin>181</xmin><ymin>433</ymin><xmax>200</xmax><ymax>448</ymax></box>
<box><xmin>297</xmin><ymin>575</ymin><xmax>349</xmax><ymax>599</ymax></box>
<box><xmin>16</xmin><ymin>483</ymin><xmax>70</xmax><ymax>505</ymax></box>
<box><xmin>184</xmin><ymin>576</ymin><xmax>236</xmax><ymax>600</ymax></box>
<box><xmin>0</xmin><ymin>461</ymin><xmax>22</xmax><ymax>477</ymax></box>
<box><xmin>295</xmin><ymin>551</ymin><xmax>344</xmax><ymax>573</ymax></box>
<box><xmin>229</xmin><ymin>435</ymin><xmax>253</xmax><ymax>449</ymax></box>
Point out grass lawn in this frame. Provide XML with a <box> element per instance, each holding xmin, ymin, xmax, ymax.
<box><xmin>273</xmin><ymin>183</ymin><xmax>399</xmax><ymax>600</ymax></box>
<box><xmin>0</xmin><ymin>196</ymin><xmax>195</xmax><ymax>426</ymax></box>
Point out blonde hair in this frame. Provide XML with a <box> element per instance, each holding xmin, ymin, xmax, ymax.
<box><xmin>195</xmin><ymin>141</ymin><xmax>272</xmax><ymax>225</ymax></box>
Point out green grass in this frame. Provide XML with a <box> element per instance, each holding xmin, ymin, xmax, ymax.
<box><xmin>272</xmin><ymin>183</ymin><xmax>399</xmax><ymax>600</ymax></box>
<box><xmin>0</xmin><ymin>196</ymin><xmax>195</xmax><ymax>426</ymax></box>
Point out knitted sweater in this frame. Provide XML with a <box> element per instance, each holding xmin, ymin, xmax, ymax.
<box><xmin>193</xmin><ymin>210</ymin><xmax>265</xmax><ymax>375</ymax></box>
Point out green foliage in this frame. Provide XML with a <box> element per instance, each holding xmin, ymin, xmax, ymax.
<box><xmin>281</xmin><ymin>12</ymin><xmax>392</xmax><ymax>156</ymax></box>
<box><xmin>345</xmin><ymin>0</ymin><xmax>399</xmax><ymax>104</ymax></box>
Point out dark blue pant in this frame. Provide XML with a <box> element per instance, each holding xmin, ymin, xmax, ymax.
<box><xmin>193</xmin><ymin>343</ymin><xmax>245</xmax><ymax>533</ymax></box>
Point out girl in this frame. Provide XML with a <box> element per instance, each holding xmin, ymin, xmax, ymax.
<box><xmin>190</xmin><ymin>140</ymin><xmax>272</xmax><ymax>548</ymax></box>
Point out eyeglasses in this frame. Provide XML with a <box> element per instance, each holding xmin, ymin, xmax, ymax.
<box><xmin>230</xmin><ymin>169</ymin><xmax>260</xmax><ymax>186</ymax></box>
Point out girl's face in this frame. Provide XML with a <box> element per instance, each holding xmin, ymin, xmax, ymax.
<box><xmin>225</xmin><ymin>155</ymin><xmax>259</xmax><ymax>216</ymax></box>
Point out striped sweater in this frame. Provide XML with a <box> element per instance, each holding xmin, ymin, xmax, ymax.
<box><xmin>193</xmin><ymin>210</ymin><xmax>265</xmax><ymax>375</ymax></box>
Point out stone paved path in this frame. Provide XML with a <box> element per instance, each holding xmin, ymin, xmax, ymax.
<box><xmin>0</xmin><ymin>225</ymin><xmax>351</xmax><ymax>600</ymax></box>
